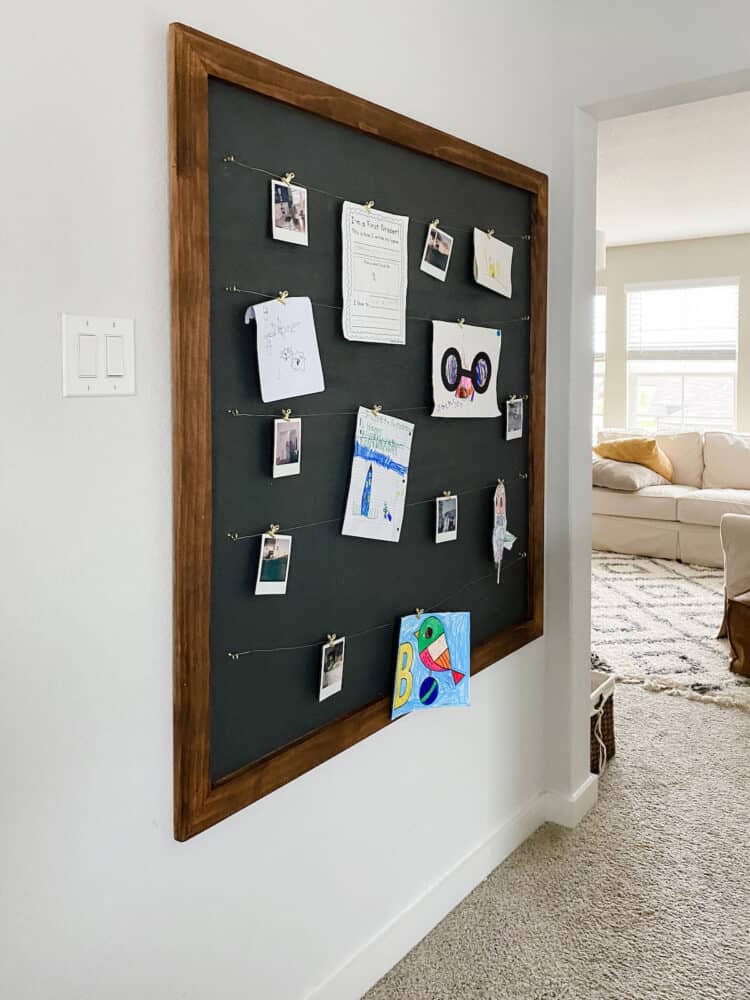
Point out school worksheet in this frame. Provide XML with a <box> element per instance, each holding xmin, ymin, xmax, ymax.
<box><xmin>341</xmin><ymin>202</ymin><xmax>409</xmax><ymax>345</ymax></box>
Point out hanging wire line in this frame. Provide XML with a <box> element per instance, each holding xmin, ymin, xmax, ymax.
<box><xmin>221</xmin><ymin>154</ymin><xmax>533</xmax><ymax>242</ymax></box>
<box><xmin>227</xmin><ymin>552</ymin><xmax>527</xmax><ymax>660</ymax></box>
<box><xmin>227</xmin><ymin>394</ymin><xmax>528</xmax><ymax>419</ymax></box>
<box><xmin>225</xmin><ymin>283</ymin><xmax>531</xmax><ymax>327</ymax></box>
<box><xmin>225</xmin><ymin>474</ymin><xmax>528</xmax><ymax>542</ymax></box>
<box><xmin>228</xmin><ymin>404</ymin><xmax>428</xmax><ymax>418</ymax></box>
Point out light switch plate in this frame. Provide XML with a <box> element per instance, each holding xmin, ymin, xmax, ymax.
<box><xmin>62</xmin><ymin>315</ymin><xmax>135</xmax><ymax>397</ymax></box>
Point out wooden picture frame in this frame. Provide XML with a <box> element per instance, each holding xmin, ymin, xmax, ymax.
<box><xmin>169</xmin><ymin>22</ymin><xmax>548</xmax><ymax>841</ymax></box>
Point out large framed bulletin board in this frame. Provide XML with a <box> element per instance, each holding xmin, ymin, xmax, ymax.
<box><xmin>170</xmin><ymin>23</ymin><xmax>548</xmax><ymax>841</ymax></box>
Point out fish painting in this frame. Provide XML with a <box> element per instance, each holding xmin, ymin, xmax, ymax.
<box><xmin>414</xmin><ymin>615</ymin><xmax>465</xmax><ymax>685</ymax></box>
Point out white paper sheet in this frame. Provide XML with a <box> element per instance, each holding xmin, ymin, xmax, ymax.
<box><xmin>431</xmin><ymin>320</ymin><xmax>502</xmax><ymax>419</ymax></box>
<box><xmin>473</xmin><ymin>228</ymin><xmax>513</xmax><ymax>298</ymax></box>
<box><xmin>245</xmin><ymin>296</ymin><xmax>325</xmax><ymax>403</ymax></box>
<box><xmin>341</xmin><ymin>202</ymin><xmax>409</xmax><ymax>344</ymax></box>
<box><xmin>342</xmin><ymin>407</ymin><xmax>414</xmax><ymax>543</ymax></box>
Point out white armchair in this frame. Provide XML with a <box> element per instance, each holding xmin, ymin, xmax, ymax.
<box><xmin>719</xmin><ymin>514</ymin><xmax>750</xmax><ymax>676</ymax></box>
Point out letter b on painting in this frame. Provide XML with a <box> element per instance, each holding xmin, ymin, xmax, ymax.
<box><xmin>393</xmin><ymin>642</ymin><xmax>414</xmax><ymax>710</ymax></box>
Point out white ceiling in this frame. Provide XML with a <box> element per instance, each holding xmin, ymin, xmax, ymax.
<box><xmin>597</xmin><ymin>90</ymin><xmax>750</xmax><ymax>247</ymax></box>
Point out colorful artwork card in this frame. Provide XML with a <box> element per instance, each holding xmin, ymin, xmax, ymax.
<box><xmin>341</xmin><ymin>201</ymin><xmax>409</xmax><ymax>344</ymax></box>
<box><xmin>492</xmin><ymin>482</ymin><xmax>507</xmax><ymax>583</ymax></box>
<box><xmin>245</xmin><ymin>296</ymin><xmax>325</xmax><ymax>403</ymax></box>
<box><xmin>391</xmin><ymin>612</ymin><xmax>471</xmax><ymax>720</ymax></box>
<box><xmin>342</xmin><ymin>407</ymin><xmax>414</xmax><ymax>543</ymax></box>
<box><xmin>473</xmin><ymin>228</ymin><xmax>513</xmax><ymax>298</ymax></box>
<box><xmin>432</xmin><ymin>320</ymin><xmax>502</xmax><ymax>419</ymax></box>
<box><xmin>319</xmin><ymin>636</ymin><xmax>345</xmax><ymax>701</ymax></box>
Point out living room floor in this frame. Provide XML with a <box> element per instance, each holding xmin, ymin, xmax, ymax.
<box><xmin>365</xmin><ymin>682</ymin><xmax>750</xmax><ymax>1000</ymax></box>
<box><xmin>591</xmin><ymin>551</ymin><xmax>750</xmax><ymax>711</ymax></box>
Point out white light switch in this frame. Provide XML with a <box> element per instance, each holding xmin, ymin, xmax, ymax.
<box><xmin>78</xmin><ymin>334</ymin><xmax>98</xmax><ymax>378</ymax></box>
<box><xmin>62</xmin><ymin>315</ymin><xmax>135</xmax><ymax>397</ymax></box>
<box><xmin>106</xmin><ymin>335</ymin><xmax>125</xmax><ymax>377</ymax></box>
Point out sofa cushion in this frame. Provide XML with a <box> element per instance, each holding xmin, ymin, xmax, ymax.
<box><xmin>597</xmin><ymin>429</ymin><xmax>703</xmax><ymax>487</ymax></box>
<box><xmin>592</xmin><ymin>484</ymin><xmax>696</xmax><ymax>521</ymax></box>
<box><xmin>703</xmin><ymin>432</ymin><xmax>750</xmax><ymax>490</ymax></box>
<box><xmin>677</xmin><ymin>488</ymin><xmax>750</xmax><ymax>528</ymax></box>
<box><xmin>592</xmin><ymin>457</ymin><xmax>669</xmax><ymax>491</ymax></box>
<box><xmin>593</xmin><ymin>438</ymin><xmax>674</xmax><ymax>480</ymax></box>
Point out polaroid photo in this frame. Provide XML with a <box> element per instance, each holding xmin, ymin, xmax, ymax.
<box><xmin>271</xmin><ymin>179</ymin><xmax>308</xmax><ymax>246</ymax></box>
<box><xmin>506</xmin><ymin>398</ymin><xmax>524</xmax><ymax>440</ymax></box>
<box><xmin>420</xmin><ymin>224</ymin><xmax>454</xmax><ymax>282</ymax></box>
<box><xmin>254</xmin><ymin>532</ymin><xmax>293</xmax><ymax>596</ymax></box>
<box><xmin>435</xmin><ymin>494</ymin><xmax>458</xmax><ymax>543</ymax></box>
<box><xmin>319</xmin><ymin>636</ymin><xmax>345</xmax><ymax>701</ymax></box>
<box><xmin>273</xmin><ymin>417</ymin><xmax>302</xmax><ymax>478</ymax></box>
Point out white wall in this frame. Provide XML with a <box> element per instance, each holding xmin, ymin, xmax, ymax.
<box><xmin>599</xmin><ymin>234</ymin><xmax>750</xmax><ymax>431</ymax></box>
<box><xmin>2</xmin><ymin>3</ymin><xmax>750</xmax><ymax>999</ymax></box>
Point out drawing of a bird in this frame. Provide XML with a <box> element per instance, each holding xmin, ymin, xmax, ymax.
<box><xmin>414</xmin><ymin>615</ymin><xmax>464</xmax><ymax>685</ymax></box>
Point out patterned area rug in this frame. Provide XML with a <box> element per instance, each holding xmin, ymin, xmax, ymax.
<box><xmin>591</xmin><ymin>551</ymin><xmax>750</xmax><ymax>711</ymax></box>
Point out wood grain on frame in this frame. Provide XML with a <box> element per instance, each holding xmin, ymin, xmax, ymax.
<box><xmin>169</xmin><ymin>22</ymin><xmax>548</xmax><ymax>841</ymax></box>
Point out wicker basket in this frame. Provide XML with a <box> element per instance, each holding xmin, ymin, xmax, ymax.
<box><xmin>590</xmin><ymin>670</ymin><xmax>615</xmax><ymax>774</ymax></box>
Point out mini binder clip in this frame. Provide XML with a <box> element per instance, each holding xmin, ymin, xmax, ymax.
<box><xmin>372</xmin><ymin>403</ymin><xmax>382</xmax><ymax>415</ymax></box>
<box><xmin>281</xmin><ymin>172</ymin><xmax>296</xmax><ymax>185</ymax></box>
<box><xmin>277</xmin><ymin>290</ymin><xmax>289</xmax><ymax>305</ymax></box>
<box><xmin>282</xmin><ymin>409</ymin><xmax>292</xmax><ymax>421</ymax></box>
<box><xmin>364</xmin><ymin>200</ymin><xmax>375</xmax><ymax>213</ymax></box>
<box><xmin>268</xmin><ymin>524</ymin><xmax>280</xmax><ymax>537</ymax></box>
<box><xmin>327</xmin><ymin>633</ymin><xmax>337</xmax><ymax>647</ymax></box>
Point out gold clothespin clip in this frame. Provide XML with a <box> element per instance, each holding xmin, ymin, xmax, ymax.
<box><xmin>508</xmin><ymin>394</ymin><xmax>518</xmax><ymax>403</ymax></box>
<box><xmin>372</xmin><ymin>403</ymin><xmax>382</xmax><ymax>415</ymax></box>
<box><xmin>443</xmin><ymin>490</ymin><xmax>453</xmax><ymax>498</ymax></box>
<box><xmin>430</xmin><ymin>218</ymin><xmax>440</xmax><ymax>228</ymax></box>
<box><xmin>327</xmin><ymin>633</ymin><xmax>337</xmax><ymax>647</ymax></box>
<box><xmin>458</xmin><ymin>317</ymin><xmax>465</xmax><ymax>328</ymax></box>
<box><xmin>487</xmin><ymin>228</ymin><xmax>495</xmax><ymax>239</ymax></box>
<box><xmin>281</xmin><ymin>171</ymin><xmax>296</xmax><ymax>185</ymax></box>
<box><xmin>281</xmin><ymin>408</ymin><xmax>292</xmax><ymax>421</ymax></box>
<box><xmin>268</xmin><ymin>523</ymin><xmax>280</xmax><ymax>537</ymax></box>
<box><xmin>277</xmin><ymin>289</ymin><xmax>289</xmax><ymax>305</ymax></box>
<box><xmin>498</xmin><ymin>477</ymin><xmax>505</xmax><ymax>486</ymax></box>
<box><xmin>415</xmin><ymin>608</ymin><xmax>424</xmax><ymax>619</ymax></box>
<box><xmin>364</xmin><ymin>200</ymin><xmax>375</xmax><ymax>213</ymax></box>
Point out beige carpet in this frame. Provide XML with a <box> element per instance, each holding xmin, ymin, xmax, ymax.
<box><xmin>365</xmin><ymin>684</ymin><xmax>750</xmax><ymax>999</ymax></box>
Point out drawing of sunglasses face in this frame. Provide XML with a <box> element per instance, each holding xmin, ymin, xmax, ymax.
<box><xmin>440</xmin><ymin>348</ymin><xmax>492</xmax><ymax>400</ymax></box>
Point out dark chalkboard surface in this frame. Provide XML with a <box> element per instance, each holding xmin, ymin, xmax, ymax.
<box><xmin>169</xmin><ymin>23</ymin><xmax>546</xmax><ymax>838</ymax></box>
<box><xmin>207</xmin><ymin>79</ymin><xmax>532</xmax><ymax>782</ymax></box>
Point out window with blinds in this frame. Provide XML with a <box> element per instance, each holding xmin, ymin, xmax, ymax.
<box><xmin>626</xmin><ymin>280</ymin><xmax>738</xmax><ymax>433</ymax></box>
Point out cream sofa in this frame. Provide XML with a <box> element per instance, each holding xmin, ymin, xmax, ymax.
<box><xmin>592</xmin><ymin>430</ymin><xmax>750</xmax><ymax>568</ymax></box>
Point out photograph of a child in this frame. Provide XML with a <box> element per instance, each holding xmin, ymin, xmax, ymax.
<box><xmin>271</xmin><ymin>179</ymin><xmax>308</xmax><ymax>246</ymax></box>
<box><xmin>506</xmin><ymin>398</ymin><xmax>524</xmax><ymax>440</ymax></box>
<box><xmin>254</xmin><ymin>533</ymin><xmax>293</xmax><ymax>595</ymax></box>
<box><xmin>273</xmin><ymin>417</ymin><xmax>302</xmax><ymax>478</ymax></box>
<box><xmin>319</xmin><ymin>636</ymin><xmax>345</xmax><ymax>701</ymax></box>
<box><xmin>420</xmin><ymin>224</ymin><xmax>454</xmax><ymax>282</ymax></box>
<box><xmin>435</xmin><ymin>494</ymin><xmax>458</xmax><ymax>543</ymax></box>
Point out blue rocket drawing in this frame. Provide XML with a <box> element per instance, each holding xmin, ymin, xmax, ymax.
<box><xmin>361</xmin><ymin>464</ymin><xmax>373</xmax><ymax>517</ymax></box>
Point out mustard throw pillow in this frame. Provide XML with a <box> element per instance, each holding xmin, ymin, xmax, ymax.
<box><xmin>593</xmin><ymin>438</ymin><xmax>674</xmax><ymax>481</ymax></box>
